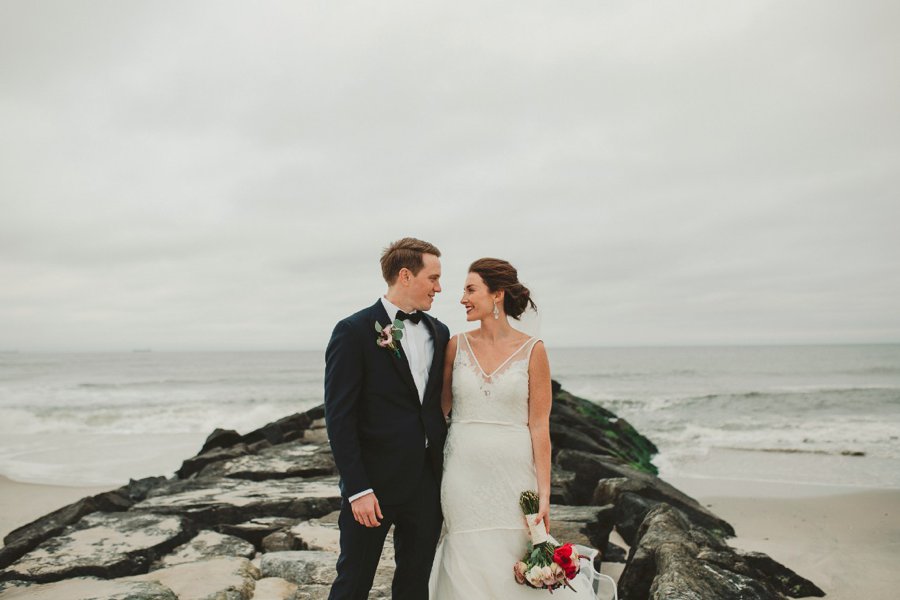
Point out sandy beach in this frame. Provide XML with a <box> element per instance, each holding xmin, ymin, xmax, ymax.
<box><xmin>667</xmin><ymin>477</ymin><xmax>900</xmax><ymax>600</ymax></box>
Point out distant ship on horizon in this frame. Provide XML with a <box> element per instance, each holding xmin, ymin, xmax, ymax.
<box><xmin>131</xmin><ymin>349</ymin><xmax>153</xmax><ymax>353</ymax></box>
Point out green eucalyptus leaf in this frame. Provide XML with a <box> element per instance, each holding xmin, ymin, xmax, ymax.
<box><xmin>393</xmin><ymin>330</ymin><xmax>404</xmax><ymax>340</ymax></box>
<box><xmin>393</xmin><ymin>319</ymin><xmax>404</xmax><ymax>329</ymax></box>
<box><xmin>375</xmin><ymin>322</ymin><xmax>383</xmax><ymax>333</ymax></box>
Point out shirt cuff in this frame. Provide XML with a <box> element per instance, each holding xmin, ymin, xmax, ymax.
<box><xmin>348</xmin><ymin>488</ymin><xmax>374</xmax><ymax>502</ymax></box>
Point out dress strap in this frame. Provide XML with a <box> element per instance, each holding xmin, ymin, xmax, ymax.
<box><xmin>461</xmin><ymin>331</ymin><xmax>473</xmax><ymax>353</ymax></box>
<box><xmin>461</xmin><ymin>333</ymin><xmax>483</xmax><ymax>374</ymax></box>
<box><xmin>524</xmin><ymin>337</ymin><xmax>542</xmax><ymax>362</ymax></box>
<box><xmin>462</xmin><ymin>333</ymin><xmax>541</xmax><ymax>378</ymax></box>
<box><xmin>493</xmin><ymin>336</ymin><xmax>538</xmax><ymax>374</ymax></box>
<box><xmin>450</xmin><ymin>333</ymin><xmax>462</xmax><ymax>366</ymax></box>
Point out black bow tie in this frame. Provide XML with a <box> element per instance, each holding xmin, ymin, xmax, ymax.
<box><xmin>396</xmin><ymin>310</ymin><xmax>424</xmax><ymax>325</ymax></box>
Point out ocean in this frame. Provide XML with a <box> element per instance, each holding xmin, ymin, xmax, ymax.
<box><xmin>1</xmin><ymin>345</ymin><xmax>898</xmax><ymax>489</ymax></box>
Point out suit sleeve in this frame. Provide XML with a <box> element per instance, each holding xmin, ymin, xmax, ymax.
<box><xmin>324</xmin><ymin>319</ymin><xmax>371</xmax><ymax>498</ymax></box>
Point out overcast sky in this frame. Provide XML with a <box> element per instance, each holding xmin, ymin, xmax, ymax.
<box><xmin>1</xmin><ymin>1</ymin><xmax>898</xmax><ymax>351</ymax></box>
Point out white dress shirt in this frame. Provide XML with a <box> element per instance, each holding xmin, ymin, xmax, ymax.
<box><xmin>348</xmin><ymin>297</ymin><xmax>434</xmax><ymax>503</ymax></box>
<box><xmin>380</xmin><ymin>296</ymin><xmax>434</xmax><ymax>403</ymax></box>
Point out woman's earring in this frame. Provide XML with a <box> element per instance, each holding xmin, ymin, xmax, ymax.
<box><xmin>493</xmin><ymin>302</ymin><xmax>500</xmax><ymax>320</ymax></box>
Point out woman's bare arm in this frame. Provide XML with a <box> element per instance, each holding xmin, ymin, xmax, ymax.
<box><xmin>527</xmin><ymin>341</ymin><xmax>552</xmax><ymax>532</ymax></box>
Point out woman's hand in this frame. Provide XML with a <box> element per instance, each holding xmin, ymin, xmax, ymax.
<box><xmin>533</xmin><ymin>496</ymin><xmax>550</xmax><ymax>533</ymax></box>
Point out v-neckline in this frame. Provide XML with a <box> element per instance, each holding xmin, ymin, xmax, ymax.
<box><xmin>463</xmin><ymin>333</ymin><xmax>534</xmax><ymax>378</ymax></box>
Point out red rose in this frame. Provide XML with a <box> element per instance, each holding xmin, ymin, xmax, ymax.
<box><xmin>553</xmin><ymin>544</ymin><xmax>580</xmax><ymax>579</ymax></box>
<box><xmin>553</xmin><ymin>543</ymin><xmax>574</xmax><ymax>563</ymax></box>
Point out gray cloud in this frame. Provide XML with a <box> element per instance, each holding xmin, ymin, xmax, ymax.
<box><xmin>1</xmin><ymin>0</ymin><xmax>898</xmax><ymax>351</ymax></box>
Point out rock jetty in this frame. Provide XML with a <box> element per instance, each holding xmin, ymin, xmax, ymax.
<box><xmin>0</xmin><ymin>382</ymin><xmax>824</xmax><ymax>599</ymax></box>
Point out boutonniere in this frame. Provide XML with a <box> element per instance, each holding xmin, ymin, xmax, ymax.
<box><xmin>375</xmin><ymin>319</ymin><xmax>405</xmax><ymax>358</ymax></box>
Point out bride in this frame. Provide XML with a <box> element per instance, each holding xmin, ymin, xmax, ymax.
<box><xmin>429</xmin><ymin>258</ymin><xmax>596</xmax><ymax>598</ymax></box>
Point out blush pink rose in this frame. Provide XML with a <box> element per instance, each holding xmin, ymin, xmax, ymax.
<box><xmin>513</xmin><ymin>561</ymin><xmax>527</xmax><ymax>584</ymax></box>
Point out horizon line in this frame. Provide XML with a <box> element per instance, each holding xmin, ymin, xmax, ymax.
<box><xmin>3</xmin><ymin>341</ymin><xmax>900</xmax><ymax>354</ymax></box>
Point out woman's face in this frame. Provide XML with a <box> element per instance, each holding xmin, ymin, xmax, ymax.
<box><xmin>460</xmin><ymin>272</ymin><xmax>500</xmax><ymax>321</ymax></box>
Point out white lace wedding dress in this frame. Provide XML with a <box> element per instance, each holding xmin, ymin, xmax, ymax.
<box><xmin>429</xmin><ymin>333</ymin><xmax>598</xmax><ymax>599</ymax></box>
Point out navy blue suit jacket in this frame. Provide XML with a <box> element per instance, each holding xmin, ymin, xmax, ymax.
<box><xmin>324</xmin><ymin>300</ymin><xmax>449</xmax><ymax>505</ymax></box>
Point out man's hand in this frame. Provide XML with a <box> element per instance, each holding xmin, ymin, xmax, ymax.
<box><xmin>351</xmin><ymin>492</ymin><xmax>384</xmax><ymax>528</ymax></box>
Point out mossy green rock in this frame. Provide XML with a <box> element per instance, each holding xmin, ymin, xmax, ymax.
<box><xmin>550</xmin><ymin>380</ymin><xmax>659</xmax><ymax>475</ymax></box>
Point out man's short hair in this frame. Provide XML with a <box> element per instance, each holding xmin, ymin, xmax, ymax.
<box><xmin>380</xmin><ymin>237</ymin><xmax>441</xmax><ymax>285</ymax></box>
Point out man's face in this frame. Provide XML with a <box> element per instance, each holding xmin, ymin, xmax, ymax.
<box><xmin>407</xmin><ymin>253</ymin><xmax>442</xmax><ymax>311</ymax></box>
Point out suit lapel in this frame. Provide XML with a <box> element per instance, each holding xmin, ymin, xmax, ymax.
<box><xmin>421</xmin><ymin>313</ymin><xmax>445</xmax><ymax>404</ymax></box>
<box><xmin>372</xmin><ymin>300</ymin><xmax>420</xmax><ymax>405</ymax></box>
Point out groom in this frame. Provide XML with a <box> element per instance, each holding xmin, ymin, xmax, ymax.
<box><xmin>324</xmin><ymin>237</ymin><xmax>450</xmax><ymax>600</ymax></box>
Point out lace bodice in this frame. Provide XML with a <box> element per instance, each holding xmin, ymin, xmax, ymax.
<box><xmin>450</xmin><ymin>333</ymin><xmax>541</xmax><ymax>426</ymax></box>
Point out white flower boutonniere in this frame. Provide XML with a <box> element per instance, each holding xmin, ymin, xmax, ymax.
<box><xmin>375</xmin><ymin>319</ymin><xmax>405</xmax><ymax>358</ymax></box>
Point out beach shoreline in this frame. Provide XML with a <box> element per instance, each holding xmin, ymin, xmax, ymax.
<box><xmin>706</xmin><ymin>492</ymin><xmax>899</xmax><ymax>600</ymax></box>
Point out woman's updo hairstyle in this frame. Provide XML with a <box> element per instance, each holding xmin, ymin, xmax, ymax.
<box><xmin>468</xmin><ymin>258</ymin><xmax>537</xmax><ymax>320</ymax></box>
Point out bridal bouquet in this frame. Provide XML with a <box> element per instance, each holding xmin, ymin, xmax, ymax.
<box><xmin>513</xmin><ymin>491</ymin><xmax>581</xmax><ymax>592</ymax></box>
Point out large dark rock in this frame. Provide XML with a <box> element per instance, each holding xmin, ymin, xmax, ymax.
<box><xmin>290</xmin><ymin>511</ymin><xmax>340</xmax><ymax>553</ymax></box>
<box><xmin>303</xmin><ymin>417</ymin><xmax>329</xmax><ymax>444</ymax></box>
<box><xmin>242</xmin><ymin>423</ymin><xmax>294</xmax><ymax>448</ymax></box>
<box><xmin>176</xmin><ymin>444</ymin><xmax>254</xmax><ymax>480</ymax></box>
<box><xmin>199</xmin><ymin>428</ymin><xmax>244</xmax><ymax>454</ymax></box>
<box><xmin>291</xmin><ymin>509</ymin><xmax>388</xmax><ymax>556</ymax></box>
<box><xmin>0</xmin><ymin>579</ymin><xmax>31</xmax><ymax>593</ymax></box>
<box><xmin>0</xmin><ymin>477</ymin><xmax>166</xmax><ymax>570</ymax></box>
<box><xmin>550</xmin><ymin>383</ymin><xmax>658</xmax><ymax>475</ymax></box>
<box><xmin>259</xmin><ymin>550</ymin><xmax>392</xmax><ymax>599</ymax></box>
<box><xmin>131</xmin><ymin>476</ymin><xmax>341</xmax><ymax>526</ymax></box>
<box><xmin>612</xmin><ymin>490</ymin><xmax>659</xmax><ymax>545</ymax></box>
<box><xmin>550</xmin><ymin>421</ymin><xmax>610</xmax><ymax>456</ymax></box>
<box><xmin>548</xmin><ymin>504</ymin><xmax>615</xmax><ymax>569</ymax></box>
<box><xmin>153</xmin><ymin>530</ymin><xmax>255</xmax><ymax>569</ymax></box>
<box><xmin>259</xmin><ymin>550</ymin><xmax>335</xmax><ymax>586</ymax></box>
<box><xmin>237</xmin><ymin>413</ymin><xmax>313</xmax><ymax>448</ymax></box>
<box><xmin>176</xmin><ymin>406</ymin><xmax>325</xmax><ymax>480</ymax></box>
<box><xmin>550</xmin><ymin>468</ymin><xmax>577</xmax><ymax>504</ymax></box>
<box><xmin>597</xmin><ymin>475</ymin><xmax>736</xmax><ymax>541</ymax></box>
<box><xmin>0</xmin><ymin>577</ymin><xmax>178</xmax><ymax>599</ymax></box>
<box><xmin>556</xmin><ymin>450</ymin><xmax>735</xmax><ymax>540</ymax></box>
<box><xmin>551</xmin><ymin>505</ymin><xmax>615</xmax><ymax>551</ymax></box>
<box><xmin>708</xmin><ymin>549</ymin><xmax>827</xmax><ymax>599</ymax></box>
<box><xmin>1</xmin><ymin>512</ymin><xmax>195</xmax><ymax>584</ymax></box>
<box><xmin>197</xmin><ymin>442</ymin><xmax>336</xmax><ymax>481</ymax></box>
<box><xmin>602</xmin><ymin>541</ymin><xmax>628</xmax><ymax>563</ymax></box>
<box><xmin>126</xmin><ymin>556</ymin><xmax>260</xmax><ymax>600</ymax></box>
<box><xmin>618</xmin><ymin>504</ymin><xmax>824</xmax><ymax>600</ymax></box>
<box><xmin>218</xmin><ymin>517</ymin><xmax>299</xmax><ymax>549</ymax></box>
<box><xmin>253</xmin><ymin>577</ymin><xmax>299</xmax><ymax>600</ymax></box>
<box><xmin>261</xmin><ymin>529</ymin><xmax>304</xmax><ymax>553</ymax></box>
